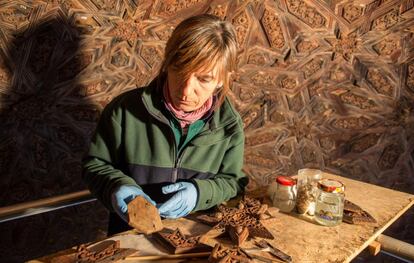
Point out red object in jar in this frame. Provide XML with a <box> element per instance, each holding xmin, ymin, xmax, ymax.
<box><xmin>276</xmin><ymin>176</ymin><xmax>296</xmax><ymax>186</ymax></box>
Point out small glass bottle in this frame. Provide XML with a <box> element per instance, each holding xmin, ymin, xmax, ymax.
<box><xmin>296</xmin><ymin>168</ymin><xmax>322</xmax><ymax>215</ymax></box>
<box><xmin>271</xmin><ymin>176</ymin><xmax>297</xmax><ymax>213</ymax></box>
<box><xmin>314</xmin><ymin>179</ymin><xmax>345</xmax><ymax>226</ymax></box>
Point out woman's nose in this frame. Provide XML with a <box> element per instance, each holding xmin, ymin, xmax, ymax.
<box><xmin>180</xmin><ymin>76</ymin><xmax>196</xmax><ymax>98</ymax></box>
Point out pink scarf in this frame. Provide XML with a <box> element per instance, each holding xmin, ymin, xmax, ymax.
<box><xmin>163</xmin><ymin>82</ymin><xmax>213</xmax><ymax>129</ymax></box>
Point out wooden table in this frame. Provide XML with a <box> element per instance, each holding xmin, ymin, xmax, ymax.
<box><xmin>29</xmin><ymin>172</ymin><xmax>414</xmax><ymax>263</ymax></box>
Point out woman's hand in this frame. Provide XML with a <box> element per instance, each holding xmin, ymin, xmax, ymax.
<box><xmin>158</xmin><ymin>182</ymin><xmax>198</xmax><ymax>219</ymax></box>
<box><xmin>111</xmin><ymin>185</ymin><xmax>156</xmax><ymax>222</ymax></box>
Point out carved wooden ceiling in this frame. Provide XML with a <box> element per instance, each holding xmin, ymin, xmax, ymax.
<box><xmin>0</xmin><ymin>0</ymin><xmax>413</xmax><ymax>262</ymax></box>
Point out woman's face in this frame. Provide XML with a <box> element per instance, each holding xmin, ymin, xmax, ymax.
<box><xmin>167</xmin><ymin>65</ymin><xmax>222</xmax><ymax>112</ymax></box>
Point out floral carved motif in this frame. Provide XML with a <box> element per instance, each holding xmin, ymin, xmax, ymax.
<box><xmin>286</xmin><ymin>0</ymin><xmax>326</xmax><ymax>28</ymax></box>
<box><xmin>366</xmin><ymin>69</ymin><xmax>394</xmax><ymax>97</ymax></box>
<box><xmin>333</xmin><ymin>117</ymin><xmax>374</xmax><ymax>130</ymax></box>
<box><xmin>342</xmin><ymin>3</ymin><xmax>363</xmax><ymax>23</ymax></box>
<box><xmin>248</xmin><ymin>52</ymin><xmax>268</xmax><ymax>65</ymax></box>
<box><xmin>372</xmin><ymin>9</ymin><xmax>399</xmax><ymax>30</ymax></box>
<box><xmin>157</xmin><ymin>0</ymin><xmax>204</xmax><ymax>16</ymax></box>
<box><xmin>407</xmin><ymin>64</ymin><xmax>414</xmax><ymax>92</ymax></box>
<box><xmin>140</xmin><ymin>45</ymin><xmax>162</xmax><ymax>69</ymax></box>
<box><xmin>373</xmin><ymin>37</ymin><xmax>400</xmax><ymax>56</ymax></box>
<box><xmin>251</xmin><ymin>72</ymin><xmax>275</xmax><ymax>86</ymax></box>
<box><xmin>239</xmin><ymin>86</ymin><xmax>259</xmax><ymax>101</ymax></box>
<box><xmin>261</xmin><ymin>9</ymin><xmax>285</xmax><ymax>49</ymax></box>
<box><xmin>378</xmin><ymin>144</ymin><xmax>403</xmax><ymax>170</ymax></box>
<box><xmin>350</xmin><ymin>133</ymin><xmax>381</xmax><ymax>153</ymax></box>
<box><xmin>339</xmin><ymin>92</ymin><xmax>376</xmax><ymax>110</ymax></box>
<box><xmin>74</xmin><ymin>81</ymin><xmax>108</xmax><ymax>97</ymax></box>
<box><xmin>319</xmin><ymin>137</ymin><xmax>335</xmax><ymax>151</ymax></box>
<box><xmin>232</xmin><ymin>10</ymin><xmax>249</xmax><ymax>47</ymax></box>
<box><xmin>297</xmin><ymin>39</ymin><xmax>319</xmax><ymax>53</ymax></box>
<box><xmin>280</xmin><ymin>76</ymin><xmax>297</xmax><ymax>90</ymax></box>
<box><xmin>207</xmin><ymin>3</ymin><xmax>228</xmax><ymax>19</ymax></box>
<box><xmin>302</xmin><ymin>59</ymin><xmax>323</xmax><ymax>78</ymax></box>
<box><xmin>330</xmin><ymin>34</ymin><xmax>360</xmax><ymax>61</ymax></box>
<box><xmin>108</xmin><ymin>19</ymin><xmax>145</xmax><ymax>44</ymax></box>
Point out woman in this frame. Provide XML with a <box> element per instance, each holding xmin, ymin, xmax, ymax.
<box><xmin>83</xmin><ymin>14</ymin><xmax>248</xmax><ymax>235</ymax></box>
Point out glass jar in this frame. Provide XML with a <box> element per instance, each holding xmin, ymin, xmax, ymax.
<box><xmin>271</xmin><ymin>176</ymin><xmax>297</xmax><ymax>213</ymax></box>
<box><xmin>314</xmin><ymin>179</ymin><xmax>345</xmax><ymax>226</ymax></box>
<box><xmin>296</xmin><ymin>168</ymin><xmax>322</xmax><ymax>215</ymax></box>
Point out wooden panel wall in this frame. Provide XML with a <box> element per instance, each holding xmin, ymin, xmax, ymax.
<box><xmin>0</xmin><ymin>0</ymin><xmax>413</xmax><ymax>262</ymax></box>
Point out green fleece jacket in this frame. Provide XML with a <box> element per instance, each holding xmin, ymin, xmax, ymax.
<box><xmin>82</xmin><ymin>77</ymin><xmax>248</xmax><ymax>212</ymax></box>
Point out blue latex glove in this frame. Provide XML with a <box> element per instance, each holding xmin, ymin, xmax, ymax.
<box><xmin>111</xmin><ymin>185</ymin><xmax>156</xmax><ymax>222</ymax></box>
<box><xmin>158</xmin><ymin>182</ymin><xmax>197</xmax><ymax>219</ymax></box>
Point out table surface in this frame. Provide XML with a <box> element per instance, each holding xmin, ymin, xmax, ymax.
<box><xmin>29</xmin><ymin>172</ymin><xmax>414</xmax><ymax>263</ymax></box>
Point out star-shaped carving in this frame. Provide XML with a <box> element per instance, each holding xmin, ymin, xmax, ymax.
<box><xmin>326</xmin><ymin>33</ymin><xmax>361</xmax><ymax>61</ymax></box>
<box><xmin>107</xmin><ymin>17</ymin><xmax>146</xmax><ymax>46</ymax></box>
<box><xmin>195</xmin><ymin>196</ymin><xmax>275</xmax><ymax>246</ymax></box>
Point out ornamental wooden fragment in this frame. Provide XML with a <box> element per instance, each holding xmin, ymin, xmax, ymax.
<box><xmin>153</xmin><ymin>228</ymin><xmax>212</xmax><ymax>254</ymax></box>
<box><xmin>197</xmin><ymin>196</ymin><xmax>274</xmax><ymax>247</ymax></box>
<box><xmin>127</xmin><ymin>196</ymin><xmax>163</xmax><ymax>234</ymax></box>
<box><xmin>208</xmin><ymin>243</ymin><xmax>251</xmax><ymax>263</ymax></box>
<box><xmin>227</xmin><ymin>225</ymin><xmax>249</xmax><ymax>247</ymax></box>
<box><xmin>50</xmin><ymin>240</ymin><xmax>137</xmax><ymax>263</ymax></box>
<box><xmin>343</xmin><ymin>199</ymin><xmax>377</xmax><ymax>225</ymax></box>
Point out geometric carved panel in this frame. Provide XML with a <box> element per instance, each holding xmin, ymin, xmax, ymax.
<box><xmin>0</xmin><ymin>1</ymin><xmax>413</xmax><ymax>262</ymax></box>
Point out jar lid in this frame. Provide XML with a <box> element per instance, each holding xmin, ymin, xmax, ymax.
<box><xmin>276</xmin><ymin>176</ymin><xmax>296</xmax><ymax>186</ymax></box>
<box><xmin>318</xmin><ymin>179</ymin><xmax>345</xmax><ymax>193</ymax></box>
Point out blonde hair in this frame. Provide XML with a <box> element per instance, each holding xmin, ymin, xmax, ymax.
<box><xmin>160</xmin><ymin>14</ymin><xmax>238</xmax><ymax>106</ymax></box>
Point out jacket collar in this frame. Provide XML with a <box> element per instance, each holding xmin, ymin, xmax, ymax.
<box><xmin>141</xmin><ymin>75</ymin><xmax>239</xmax><ymax>131</ymax></box>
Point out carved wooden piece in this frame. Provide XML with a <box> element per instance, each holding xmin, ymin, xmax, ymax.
<box><xmin>127</xmin><ymin>196</ymin><xmax>163</xmax><ymax>234</ymax></box>
<box><xmin>154</xmin><ymin>228</ymin><xmax>212</xmax><ymax>254</ymax></box>
<box><xmin>50</xmin><ymin>240</ymin><xmax>137</xmax><ymax>263</ymax></box>
<box><xmin>208</xmin><ymin>243</ymin><xmax>251</xmax><ymax>263</ymax></box>
<box><xmin>227</xmin><ymin>225</ymin><xmax>249</xmax><ymax>247</ymax></box>
<box><xmin>343</xmin><ymin>199</ymin><xmax>377</xmax><ymax>225</ymax></box>
<box><xmin>197</xmin><ymin>196</ymin><xmax>274</xmax><ymax>246</ymax></box>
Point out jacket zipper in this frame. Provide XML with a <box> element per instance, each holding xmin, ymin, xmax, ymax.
<box><xmin>173</xmin><ymin>147</ymin><xmax>188</xmax><ymax>182</ymax></box>
<box><xmin>151</xmin><ymin>113</ymin><xmax>179</xmax><ymax>182</ymax></box>
<box><xmin>168</xmin><ymin>126</ymin><xmax>179</xmax><ymax>182</ymax></box>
